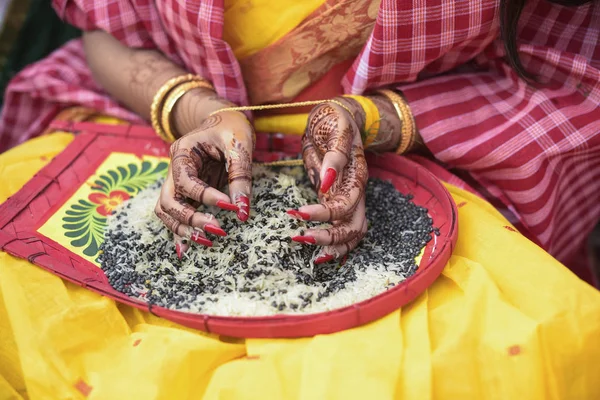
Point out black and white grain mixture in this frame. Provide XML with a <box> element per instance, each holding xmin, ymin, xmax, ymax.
<box><xmin>99</xmin><ymin>166</ymin><xmax>435</xmax><ymax>315</ymax></box>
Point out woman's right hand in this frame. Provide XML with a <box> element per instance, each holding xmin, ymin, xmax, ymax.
<box><xmin>154</xmin><ymin>110</ymin><xmax>254</xmax><ymax>258</ymax></box>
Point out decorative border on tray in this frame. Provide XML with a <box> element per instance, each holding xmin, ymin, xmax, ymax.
<box><xmin>0</xmin><ymin>122</ymin><xmax>457</xmax><ymax>338</ymax></box>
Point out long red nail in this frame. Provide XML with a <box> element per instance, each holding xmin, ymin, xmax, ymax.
<box><xmin>315</xmin><ymin>254</ymin><xmax>334</xmax><ymax>264</ymax></box>
<box><xmin>191</xmin><ymin>230</ymin><xmax>213</xmax><ymax>247</ymax></box>
<box><xmin>237</xmin><ymin>195</ymin><xmax>250</xmax><ymax>222</ymax></box>
<box><xmin>287</xmin><ymin>210</ymin><xmax>310</xmax><ymax>220</ymax></box>
<box><xmin>320</xmin><ymin>168</ymin><xmax>337</xmax><ymax>193</ymax></box>
<box><xmin>176</xmin><ymin>244</ymin><xmax>182</xmax><ymax>260</ymax></box>
<box><xmin>292</xmin><ymin>235</ymin><xmax>316</xmax><ymax>244</ymax></box>
<box><xmin>205</xmin><ymin>224</ymin><xmax>227</xmax><ymax>237</ymax></box>
<box><xmin>216</xmin><ymin>200</ymin><xmax>239</xmax><ymax>212</ymax></box>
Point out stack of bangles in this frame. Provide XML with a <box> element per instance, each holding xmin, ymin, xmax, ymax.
<box><xmin>150</xmin><ymin>74</ymin><xmax>215</xmax><ymax>143</ymax></box>
<box><xmin>150</xmin><ymin>74</ymin><xmax>418</xmax><ymax>155</ymax></box>
<box><xmin>344</xmin><ymin>90</ymin><xmax>418</xmax><ymax>154</ymax></box>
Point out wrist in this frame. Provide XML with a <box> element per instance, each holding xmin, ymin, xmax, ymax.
<box><xmin>365</xmin><ymin>93</ymin><xmax>403</xmax><ymax>152</ymax></box>
<box><xmin>171</xmin><ymin>87</ymin><xmax>237</xmax><ymax>138</ymax></box>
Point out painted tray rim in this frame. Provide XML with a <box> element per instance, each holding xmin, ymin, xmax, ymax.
<box><xmin>0</xmin><ymin>122</ymin><xmax>458</xmax><ymax>338</ymax></box>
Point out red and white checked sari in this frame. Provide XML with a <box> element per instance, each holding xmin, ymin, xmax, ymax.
<box><xmin>0</xmin><ymin>0</ymin><xmax>598</xmax><ymax>280</ymax></box>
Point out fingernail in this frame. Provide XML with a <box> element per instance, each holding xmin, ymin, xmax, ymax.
<box><xmin>237</xmin><ymin>195</ymin><xmax>250</xmax><ymax>222</ymax></box>
<box><xmin>191</xmin><ymin>230</ymin><xmax>213</xmax><ymax>247</ymax></box>
<box><xmin>315</xmin><ymin>254</ymin><xmax>335</xmax><ymax>264</ymax></box>
<box><xmin>287</xmin><ymin>210</ymin><xmax>310</xmax><ymax>220</ymax></box>
<box><xmin>176</xmin><ymin>244</ymin><xmax>182</xmax><ymax>260</ymax></box>
<box><xmin>292</xmin><ymin>235</ymin><xmax>316</xmax><ymax>244</ymax></box>
<box><xmin>340</xmin><ymin>255</ymin><xmax>348</xmax><ymax>266</ymax></box>
<box><xmin>216</xmin><ymin>200</ymin><xmax>239</xmax><ymax>212</ymax></box>
<box><xmin>320</xmin><ymin>168</ymin><xmax>337</xmax><ymax>193</ymax></box>
<box><xmin>205</xmin><ymin>224</ymin><xmax>227</xmax><ymax>237</ymax></box>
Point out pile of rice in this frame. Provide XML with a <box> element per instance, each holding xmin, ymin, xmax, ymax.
<box><xmin>99</xmin><ymin>166</ymin><xmax>434</xmax><ymax>316</ymax></box>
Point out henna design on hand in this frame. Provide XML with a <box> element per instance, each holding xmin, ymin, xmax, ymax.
<box><xmin>322</xmin><ymin>145</ymin><xmax>367</xmax><ymax>221</ymax></box>
<box><xmin>302</xmin><ymin>135</ymin><xmax>322</xmax><ymax>189</ymax></box>
<box><xmin>307</xmin><ymin>105</ymin><xmax>339</xmax><ymax>156</ymax></box>
<box><xmin>306</xmin><ymin>104</ymin><xmax>353</xmax><ymax>161</ymax></box>
<box><xmin>196</xmin><ymin>114</ymin><xmax>222</xmax><ymax>132</ymax></box>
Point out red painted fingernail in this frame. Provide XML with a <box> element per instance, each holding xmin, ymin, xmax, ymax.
<box><xmin>315</xmin><ymin>254</ymin><xmax>334</xmax><ymax>264</ymax></box>
<box><xmin>287</xmin><ymin>210</ymin><xmax>310</xmax><ymax>220</ymax></box>
<box><xmin>320</xmin><ymin>168</ymin><xmax>336</xmax><ymax>193</ymax></box>
<box><xmin>292</xmin><ymin>235</ymin><xmax>316</xmax><ymax>244</ymax></box>
<box><xmin>191</xmin><ymin>230</ymin><xmax>213</xmax><ymax>247</ymax></box>
<box><xmin>204</xmin><ymin>224</ymin><xmax>227</xmax><ymax>237</ymax></box>
<box><xmin>237</xmin><ymin>195</ymin><xmax>250</xmax><ymax>222</ymax></box>
<box><xmin>216</xmin><ymin>200</ymin><xmax>239</xmax><ymax>212</ymax></box>
<box><xmin>176</xmin><ymin>244</ymin><xmax>182</xmax><ymax>260</ymax></box>
<box><xmin>340</xmin><ymin>255</ymin><xmax>348</xmax><ymax>266</ymax></box>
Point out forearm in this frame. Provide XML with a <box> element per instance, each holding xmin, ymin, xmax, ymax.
<box><xmin>82</xmin><ymin>30</ymin><xmax>233</xmax><ymax>136</ymax></box>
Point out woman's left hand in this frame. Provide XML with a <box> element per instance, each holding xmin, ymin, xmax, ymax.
<box><xmin>290</xmin><ymin>100</ymin><xmax>369</xmax><ymax>264</ymax></box>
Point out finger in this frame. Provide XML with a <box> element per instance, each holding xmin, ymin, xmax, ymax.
<box><xmin>331</xmin><ymin>218</ymin><xmax>368</xmax><ymax>257</ymax></box>
<box><xmin>299</xmin><ymin>145</ymin><xmax>368</xmax><ymax>221</ymax></box>
<box><xmin>174</xmin><ymin>234</ymin><xmax>189</xmax><ymax>260</ymax></box>
<box><xmin>226</xmin><ymin>134</ymin><xmax>253</xmax><ymax>222</ymax></box>
<box><xmin>160</xmin><ymin>179</ymin><xmax>225</xmax><ymax>232</ymax></box>
<box><xmin>154</xmin><ymin>205</ymin><xmax>213</xmax><ymax>247</ymax></box>
<box><xmin>170</xmin><ymin>141</ymin><xmax>233</xmax><ymax>208</ymax></box>
<box><xmin>154</xmin><ymin>203</ymin><xmax>192</xmax><ymax>238</ymax></box>
<box><xmin>314</xmin><ymin>218</ymin><xmax>368</xmax><ymax>265</ymax></box>
<box><xmin>306</xmin><ymin>103</ymin><xmax>355</xmax><ymax>193</ymax></box>
<box><xmin>293</xmin><ymin>197</ymin><xmax>366</xmax><ymax>246</ymax></box>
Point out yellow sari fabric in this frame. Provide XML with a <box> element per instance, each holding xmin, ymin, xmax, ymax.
<box><xmin>1</xmin><ymin>1</ymin><xmax>600</xmax><ymax>398</ymax></box>
<box><xmin>1</xmin><ymin>132</ymin><xmax>600</xmax><ymax>399</ymax></box>
<box><xmin>223</xmin><ymin>0</ymin><xmax>324</xmax><ymax>59</ymax></box>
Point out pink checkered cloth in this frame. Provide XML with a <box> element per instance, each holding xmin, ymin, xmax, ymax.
<box><xmin>1</xmin><ymin>0</ymin><xmax>598</xmax><ymax>279</ymax></box>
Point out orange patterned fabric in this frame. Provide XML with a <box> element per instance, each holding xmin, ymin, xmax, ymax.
<box><xmin>239</xmin><ymin>0</ymin><xmax>381</xmax><ymax>105</ymax></box>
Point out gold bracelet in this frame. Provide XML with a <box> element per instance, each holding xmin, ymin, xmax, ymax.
<box><xmin>161</xmin><ymin>80</ymin><xmax>213</xmax><ymax>142</ymax></box>
<box><xmin>150</xmin><ymin>74</ymin><xmax>214</xmax><ymax>143</ymax></box>
<box><xmin>376</xmin><ymin>89</ymin><xmax>416</xmax><ymax>155</ymax></box>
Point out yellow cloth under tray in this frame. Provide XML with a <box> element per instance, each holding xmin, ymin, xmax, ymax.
<box><xmin>1</xmin><ymin>133</ymin><xmax>600</xmax><ymax>400</ymax></box>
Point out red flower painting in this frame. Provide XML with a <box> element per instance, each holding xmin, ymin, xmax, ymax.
<box><xmin>88</xmin><ymin>190</ymin><xmax>130</xmax><ymax>216</ymax></box>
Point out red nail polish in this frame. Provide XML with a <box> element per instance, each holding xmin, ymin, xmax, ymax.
<box><xmin>340</xmin><ymin>255</ymin><xmax>348</xmax><ymax>266</ymax></box>
<box><xmin>205</xmin><ymin>224</ymin><xmax>227</xmax><ymax>237</ymax></box>
<box><xmin>315</xmin><ymin>254</ymin><xmax>334</xmax><ymax>264</ymax></box>
<box><xmin>291</xmin><ymin>235</ymin><xmax>317</xmax><ymax>244</ymax></box>
<box><xmin>176</xmin><ymin>244</ymin><xmax>182</xmax><ymax>260</ymax></box>
<box><xmin>320</xmin><ymin>168</ymin><xmax>337</xmax><ymax>193</ymax></box>
<box><xmin>286</xmin><ymin>210</ymin><xmax>310</xmax><ymax>220</ymax></box>
<box><xmin>237</xmin><ymin>195</ymin><xmax>250</xmax><ymax>222</ymax></box>
<box><xmin>216</xmin><ymin>200</ymin><xmax>239</xmax><ymax>212</ymax></box>
<box><xmin>191</xmin><ymin>230</ymin><xmax>213</xmax><ymax>247</ymax></box>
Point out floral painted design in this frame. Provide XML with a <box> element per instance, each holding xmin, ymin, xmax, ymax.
<box><xmin>62</xmin><ymin>160</ymin><xmax>168</xmax><ymax>259</ymax></box>
<box><xmin>89</xmin><ymin>190</ymin><xmax>131</xmax><ymax>216</ymax></box>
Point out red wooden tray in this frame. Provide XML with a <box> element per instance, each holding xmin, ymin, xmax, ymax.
<box><xmin>0</xmin><ymin>122</ymin><xmax>458</xmax><ymax>338</ymax></box>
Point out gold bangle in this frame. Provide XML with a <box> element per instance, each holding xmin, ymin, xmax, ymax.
<box><xmin>161</xmin><ymin>80</ymin><xmax>213</xmax><ymax>142</ymax></box>
<box><xmin>150</xmin><ymin>74</ymin><xmax>214</xmax><ymax>143</ymax></box>
<box><xmin>376</xmin><ymin>89</ymin><xmax>416</xmax><ymax>155</ymax></box>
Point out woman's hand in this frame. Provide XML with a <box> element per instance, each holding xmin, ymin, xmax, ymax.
<box><xmin>154</xmin><ymin>111</ymin><xmax>254</xmax><ymax>258</ymax></box>
<box><xmin>291</xmin><ymin>101</ymin><xmax>369</xmax><ymax>264</ymax></box>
